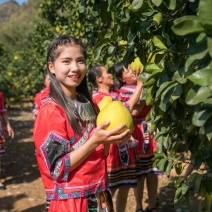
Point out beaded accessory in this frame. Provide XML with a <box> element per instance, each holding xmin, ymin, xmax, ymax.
<box><xmin>74</xmin><ymin>93</ymin><xmax>96</xmax><ymax>123</ymax></box>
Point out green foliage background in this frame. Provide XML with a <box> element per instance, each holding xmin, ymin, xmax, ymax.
<box><xmin>0</xmin><ymin>0</ymin><xmax>211</xmax><ymax>210</ymax></box>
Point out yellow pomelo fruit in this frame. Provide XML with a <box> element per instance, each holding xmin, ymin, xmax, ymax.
<box><xmin>130</xmin><ymin>57</ymin><xmax>143</xmax><ymax>73</ymax></box>
<box><xmin>130</xmin><ymin>61</ymin><xmax>137</xmax><ymax>71</ymax></box>
<box><xmin>118</xmin><ymin>40</ymin><xmax>127</xmax><ymax>46</ymax></box>
<box><xmin>98</xmin><ymin>96</ymin><xmax>113</xmax><ymax>111</ymax></box>
<box><xmin>55</xmin><ymin>26</ymin><xmax>60</xmax><ymax>33</ymax></box>
<box><xmin>96</xmin><ymin>101</ymin><xmax>134</xmax><ymax>134</ymax></box>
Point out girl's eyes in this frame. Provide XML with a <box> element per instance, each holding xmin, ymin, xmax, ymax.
<box><xmin>78</xmin><ymin>59</ymin><xmax>85</xmax><ymax>64</ymax></box>
<box><xmin>62</xmin><ymin>59</ymin><xmax>85</xmax><ymax>64</ymax></box>
<box><xmin>63</xmin><ymin>60</ymin><xmax>70</xmax><ymax>64</ymax></box>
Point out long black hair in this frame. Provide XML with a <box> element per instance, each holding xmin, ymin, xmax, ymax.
<box><xmin>88</xmin><ymin>64</ymin><xmax>103</xmax><ymax>88</ymax></box>
<box><xmin>47</xmin><ymin>34</ymin><xmax>96</xmax><ymax>135</ymax></box>
<box><xmin>113</xmin><ymin>61</ymin><xmax>126</xmax><ymax>89</ymax></box>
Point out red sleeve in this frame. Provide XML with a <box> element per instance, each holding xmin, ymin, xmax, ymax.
<box><xmin>0</xmin><ymin>92</ymin><xmax>7</xmax><ymax>115</ymax></box>
<box><xmin>33</xmin><ymin>101</ymin><xmax>73</xmax><ymax>182</ymax></box>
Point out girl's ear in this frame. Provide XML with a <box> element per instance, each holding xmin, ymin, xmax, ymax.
<box><xmin>48</xmin><ymin>62</ymin><xmax>55</xmax><ymax>74</ymax></box>
<box><xmin>96</xmin><ymin>76</ymin><xmax>103</xmax><ymax>83</ymax></box>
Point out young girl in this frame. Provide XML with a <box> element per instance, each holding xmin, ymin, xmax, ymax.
<box><xmin>0</xmin><ymin>91</ymin><xmax>14</xmax><ymax>189</ymax></box>
<box><xmin>114</xmin><ymin>61</ymin><xmax>159</xmax><ymax>212</ymax></box>
<box><xmin>88</xmin><ymin>64</ymin><xmax>143</xmax><ymax>212</ymax></box>
<box><xmin>33</xmin><ymin>34</ymin><xmax>131</xmax><ymax>212</ymax></box>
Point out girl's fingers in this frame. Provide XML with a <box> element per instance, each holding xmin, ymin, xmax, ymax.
<box><xmin>97</xmin><ymin>122</ymin><xmax>130</xmax><ymax>136</ymax></box>
<box><xmin>96</xmin><ymin>121</ymin><xmax>110</xmax><ymax>129</ymax></box>
<box><xmin>107</xmin><ymin>124</ymin><xmax>127</xmax><ymax>135</ymax></box>
<box><xmin>108</xmin><ymin>128</ymin><xmax>131</xmax><ymax>143</ymax></box>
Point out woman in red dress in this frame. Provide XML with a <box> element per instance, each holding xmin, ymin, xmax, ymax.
<box><xmin>33</xmin><ymin>35</ymin><xmax>131</xmax><ymax>212</ymax></box>
<box><xmin>0</xmin><ymin>92</ymin><xmax>14</xmax><ymax>189</ymax></box>
<box><xmin>32</xmin><ymin>71</ymin><xmax>50</xmax><ymax>117</ymax></box>
<box><xmin>88</xmin><ymin>64</ymin><xmax>143</xmax><ymax>212</ymax></box>
<box><xmin>114</xmin><ymin>61</ymin><xmax>159</xmax><ymax>212</ymax></box>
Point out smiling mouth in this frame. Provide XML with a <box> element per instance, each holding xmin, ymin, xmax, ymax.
<box><xmin>68</xmin><ymin>74</ymin><xmax>80</xmax><ymax>79</ymax></box>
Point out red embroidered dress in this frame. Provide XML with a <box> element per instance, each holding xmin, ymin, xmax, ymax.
<box><xmin>118</xmin><ymin>84</ymin><xmax>159</xmax><ymax>177</ymax></box>
<box><xmin>0</xmin><ymin>92</ymin><xmax>7</xmax><ymax>156</ymax></box>
<box><xmin>33</xmin><ymin>86</ymin><xmax>50</xmax><ymax>116</ymax></box>
<box><xmin>33</xmin><ymin>96</ymin><xmax>110</xmax><ymax>211</ymax></box>
<box><xmin>92</xmin><ymin>90</ymin><xmax>137</xmax><ymax>189</ymax></box>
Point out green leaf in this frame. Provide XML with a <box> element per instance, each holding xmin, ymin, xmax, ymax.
<box><xmin>168</xmin><ymin>0</ymin><xmax>176</xmax><ymax>10</ymax></box>
<box><xmin>174</xmin><ymin>187</ymin><xmax>183</xmax><ymax>202</ymax></box>
<box><xmin>194</xmin><ymin>174</ymin><xmax>203</xmax><ymax>193</ymax></box>
<box><xmin>145</xmin><ymin>63</ymin><xmax>163</xmax><ymax>73</ymax></box>
<box><xmin>157</xmin><ymin>158</ymin><xmax>167</xmax><ymax>172</ymax></box>
<box><xmin>161</xmin><ymin>83</ymin><xmax>177</xmax><ymax>104</ymax></box>
<box><xmin>152</xmin><ymin>35</ymin><xmax>167</xmax><ymax>49</ymax></box>
<box><xmin>172</xmin><ymin>16</ymin><xmax>205</xmax><ymax>36</ymax></box>
<box><xmin>175</xmin><ymin>163</ymin><xmax>182</xmax><ymax>175</ymax></box>
<box><xmin>188</xmin><ymin>36</ymin><xmax>208</xmax><ymax>60</ymax></box>
<box><xmin>193</xmin><ymin>154</ymin><xmax>202</xmax><ymax>170</ymax></box>
<box><xmin>192</xmin><ymin>106</ymin><xmax>212</xmax><ymax>127</ymax></box>
<box><xmin>105</xmin><ymin>32</ymin><xmax>113</xmax><ymax>39</ymax></box>
<box><xmin>205</xmin><ymin>121</ymin><xmax>212</xmax><ymax>141</ymax></box>
<box><xmin>155</xmin><ymin>81</ymin><xmax>174</xmax><ymax>100</ymax></box>
<box><xmin>154</xmin><ymin>152</ymin><xmax>167</xmax><ymax>159</ymax></box>
<box><xmin>198</xmin><ymin>0</ymin><xmax>212</xmax><ymax>23</ymax></box>
<box><xmin>165</xmin><ymin>160</ymin><xmax>173</xmax><ymax>177</ymax></box>
<box><xmin>146</xmin><ymin>85</ymin><xmax>155</xmax><ymax>105</ymax></box>
<box><xmin>95</xmin><ymin>38</ymin><xmax>110</xmax><ymax>48</ymax></box>
<box><xmin>188</xmin><ymin>68</ymin><xmax>212</xmax><ymax>87</ymax></box>
<box><xmin>144</xmin><ymin>75</ymin><xmax>158</xmax><ymax>86</ymax></box>
<box><xmin>174</xmin><ymin>177</ymin><xmax>184</xmax><ymax>188</ymax></box>
<box><xmin>108</xmin><ymin>45</ymin><xmax>115</xmax><ymax>55</ymax></box>
<box><xmin>153</xmin><ymin>12</ymin><xmax>162</xmax><ymax>26</ymax></box>
<box><xmin>131</xmin><ymin>0</ymin><xmax>143</xmax><ymax>10</ymax></box>
<box><xmin>186</xmin><ymin>86</ymin><xmax>211</xmax><ymax>105</ymax></box>
<box><xmin>156</xmin><ymin>134</ymin><xmax>163</xmax><ymax>153</ymax></box>
<box><xmin>171</xmin><ymin>83</ymin><xmax>183</xmax><ymax>101</ymax></box>
<box><xmin>207</xmin><ymin>37</ymin><xmax>212</xmax><ymax>57</ymax></box>
<box><xmin>152</xmin><ymin>0</ymin><xmax>162</xmax><ymax>7</ymax></box>
<box><xmin>172</xmin><ymin>71</ymin><xmax>187</xmax><ymax>84</ymax></box>
<box><xmin>94</xmin><ymin>45</ymin><xmax>104</xmax><ymax>60</ymax></box>
<box><xmin>155</xmin><ymin>133</ymin><xmax>169</xmax><ymax>148</ymax></box>
<box><xmin>185</xmin><ymin>57</ymin><xmax>196</xmax><ymax>72</ymax></box>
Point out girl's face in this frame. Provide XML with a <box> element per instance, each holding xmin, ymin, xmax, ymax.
<box><xmin>48</xmin><ymin>45</ymin><xmax>86</xmax><ymax>97</ymax></box>
<box><xmin>97</xmin><ymin>66</ymin><xmax>114</xmax><ymax>87</ymax></box>
<box><xmin>120</xmin><ymin>65</ymin><xmax>137</xmax><ymax>85</ymax></box>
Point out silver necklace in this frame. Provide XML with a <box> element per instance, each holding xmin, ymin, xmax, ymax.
<box><xmin>74</xmin><ymin>93</ymin><xmax>96</xmax><ymax>122</ymax></box>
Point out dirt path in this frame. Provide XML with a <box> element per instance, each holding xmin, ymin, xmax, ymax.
<box><xmin>0</xmin><ymin>102</ymin><xmax>176</xmax><ymax>212</ymax></box>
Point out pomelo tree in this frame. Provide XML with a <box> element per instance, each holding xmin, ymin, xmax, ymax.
<box><xmin>0</xmin><ymin>0</ymin><xmax>44</xmax><ymax>105</ymax></box>
<box><xmin>0</xmin><ymin>46</ymin><xmax>43</xmax><ymax>105</ymax></box>
<box><xmin>31</xmin><ymin>0</ymin><xmax>211</xmax><ymax>210</ymax></box>
<box><xmin>90</xmin><ymin>0</ymin><xmax>212</xmax><ymax>210</ymax></box>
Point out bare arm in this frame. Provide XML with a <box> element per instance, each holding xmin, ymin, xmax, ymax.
<box><xmin>2</xmin><ymin>113</ymin><xmax>14</xmax><ymax>139</ymax></box>
<box><xmin>131</xmin><ymin>100</ymin><xmax>146</xmax><ymax>116</ymax></box>
<box><xmin>127</xmin><ymin>77</ymin><xmax>143</xmax><ymax>112</ymax></box>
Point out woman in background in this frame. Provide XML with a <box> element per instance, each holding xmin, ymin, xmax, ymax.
<box><xmin>0</xmin><ymin>91</ymin><xmax>14</xmax><ymax>189</ymax></box>
<box><xmin>32</xmin><ymin>71</ymin><xmax>50</xmax><ymax>117</ymax></box>
<box><xmin>114</xmin><ymin>61</ymin><xmax>159</xmax><ymax>212</ymax></box>
<box><xmin>88</xmin><ymin>64</ymin><xmax>143</xmax><ymax>212</ymax></box>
